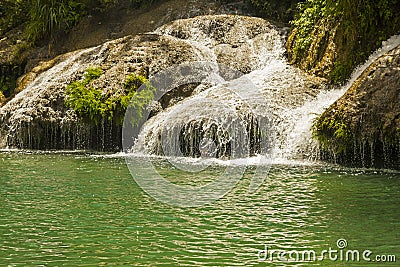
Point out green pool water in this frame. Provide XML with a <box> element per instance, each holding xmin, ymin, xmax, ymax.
<box><xmin>0</xmin><ymin>151</ymin><xmax>399</xmax><ymax>266</ymax></box>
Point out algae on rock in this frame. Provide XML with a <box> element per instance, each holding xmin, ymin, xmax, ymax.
<box><xmin>287</xmin><ymin>0</ymin><xmax>400</xmax><ymax>83</ymax></box>
<box><xmin>313</xmin><ymin>44</ymin><xmax>400</xmax><ymax>169</ymax></box>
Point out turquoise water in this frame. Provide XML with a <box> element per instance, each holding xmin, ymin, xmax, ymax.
<box><xmin>0</xmin><ymin>151</ymin><xmax>399</xmax><ymax>266</ymax></box>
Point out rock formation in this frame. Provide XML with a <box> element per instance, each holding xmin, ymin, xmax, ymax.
<box><xmin>314</xmin><ymin>44</ymin><xmax>400</xmax><ymax>169</ymax></box>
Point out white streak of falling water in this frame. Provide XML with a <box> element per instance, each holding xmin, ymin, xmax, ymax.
<box><xmin>135</xmin><ymin>22</ymin><xmax>400</xmax><ymax>161</ymax></box>
<box><xmin>272</xmin><ymin>34</ymin><xmax>400</xmax><ymax>161</ymax></box>
<box><xmin>0</xmin><ymin>43</ymin><xmax>111</xmax><ymax>148</ymax></box>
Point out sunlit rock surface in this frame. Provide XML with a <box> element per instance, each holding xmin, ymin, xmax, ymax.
<box><xmin>2</xmin><ymin>15</ymin><xmax>311</xmax><ymax>152</ymax></box>
<box><xmin>315</xmin><ymin>43</ymin><xmax>400</xmax><ymax>169</ymax></box>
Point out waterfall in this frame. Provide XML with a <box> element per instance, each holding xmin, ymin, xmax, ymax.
<box><xmin>273</xmin><ymin>34</ymin><xmax>400</xmax><ymax>161</ymax></box>
<box><xmin>154</xmin><ymin>15</ymin><xmax>286</xmax><ymax>72</ymax></box>
<box><xmin>1</xmin><ymin>14</ymin><xmax>399</xmax><ymax>157</ymax></box>
<box><xmin>130</xmin><ymin>16</ymin><xmax>325</xmax><ymax>160</ymax></box>
<box><xmin>130</xmin><ymin>20</ymin><xmax>400</xmax><ymax>162</ymax></box>
<box><xmin>0</xmin><ymin>47</ymin><xmax>104</xmax><ymax>150</ymax></box>
<box><xmin>0</xmin><ymin>27</ymin><xmax>218</xmax><ymax>150</ymax></box>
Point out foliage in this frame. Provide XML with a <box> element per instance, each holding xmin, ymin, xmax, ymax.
<box><xmin>245</xmin><ymin>0</ymin><xmax>303</xmax><ymax>23</ymax></box>
<box><xmin>25</xmin><ymin>0</ymin><xmax>83</xmax><ymax>43</ymax></box>
<box><xmin>65</xmin><ymin>67</ymin><xmax>155</xmax><ymax>126</ymax></box>
<box><xmin>289</xmin><ymin>0</ymin><xmax>400</xmax><ymax>83</ymax></box>
<box><xmin>312</xmin><ymin>110</ymin><xmax>353</xmax><ymax>154</ymax></box>
<box><xmin>289</xmin><ymin>0</ymin><xmax>327</xmax><ymax>62</ymax></box>
<box><xmin>0</xmin><ymin>0</ymin><xmax>27</xmax><ymax>35</ymax></box>
<box><xmin>0</xmin><ymin>0</ymin><xmax>159</xmax><ymax>44</ymax></box>
<box><xmin>65</xmin><ymin>67</ymin><xmax>103</xmax><ymax>124</ymax></box>
<box><xmin>123</xmin><ymin>73</ymin><xmax>156</xmax><ymax>126</ymax></box>
<box><xmin>123</xmin><ymin>73</ymin><xmax>147</xmax><ymax>90</ymax></box>
<box><xmin>0</xmin><ymin>0</ymin><xmax>158</xmax><ymax>106</ymax></box>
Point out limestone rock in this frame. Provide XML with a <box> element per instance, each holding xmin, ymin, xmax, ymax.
<box><xmin>314</xmin><ymin>44</ymin><xmax>400</xmax><ymax>169</ymax></box>
<box><xmin>0</xmin><ymin>33</ymin><xmax>203</xmax><ymax>150</ymax></box>
<box><xmin>0</xmin><ymin>15</ymin><xmax>282</xmax><ymax>151</ymax></box>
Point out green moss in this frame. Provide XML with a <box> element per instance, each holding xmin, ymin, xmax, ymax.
<box><xmin>65</xmin><ymin>67</ymin><xmax>155</xmax><ymax>126</ymax></box>
<box><xmin>289</xmin><ymin>0</ymin><xmax>400</xmax><ymax>83</ymax></box>
<box><xmin>289</xmin><ymin>0</ymin><xmax>328</xmax><ymax>62</ymax></box>
<box><xmin>312</xmin><ymin>110</ymin><xmax>353</xmax><ymax>154</ymax></box>
<box><xmin>330</xmin><ymin>61</ymin><xmax>352</xmax><ymax>85</ymax></box>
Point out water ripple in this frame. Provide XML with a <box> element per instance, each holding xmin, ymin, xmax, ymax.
<box><xmin>0</xmin><ymin>153</ymin><xmax>399</xmax><ymax>266</ymax></box>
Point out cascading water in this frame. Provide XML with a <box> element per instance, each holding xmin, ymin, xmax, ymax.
<box><xmin>1</xmin><ymin>14</ymin><xmax>399</xmax><ymax>159</ymax></box>
<box><xmin>155</xmin><ymin>15</ymin><xmax>286</xmax><ymax>73</ymax></box>
<box><xmin>273</xmin><ymin>34</ymin><xmax>400</xmax><ymax>161</ymax></box>
<box><xmin>132</xmin><ymin>18</ymin><xmax>400</xmax><ymax>162</ymax></box>
<box><xmin>132</xmin><ymin>16</ymin><xmax>327</xmax><ymax>160</ymax></box>
<box><xmin>0</xmin><ymin>29</ymin><xmax>216</xmax><ymax>150</ymax></box>
<box><xmin>0</xmin><ymin>47</ymin><xmax>106</xmax><ymax>149</ymax></box>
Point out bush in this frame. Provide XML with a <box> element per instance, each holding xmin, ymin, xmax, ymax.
<box><xmin>0</xmin><ymin>0</ymin><xmax>27</xmax><ymax>35</ymax></box>
<box><xmin>25</xmin><ymin>0</ymin><xmax>83</xmax><ymax>43</ymax></box>
<box><xmin>123</xmin><ymin>73</ymin><xmax>156</xmax><ymax>126</ymax></box>
<box><xmin>1</xmin><ymin>0</ymin><xmax>160</xmax><ymax>44</ymax></box>
<box><xmin>65</xmin><ymin>67</ymin><xmax>155</xmax><ymax>126</ymax></box>
<box><xmin>65</xmin><ymin>67</ymin><xmax>104</xmax><ymax>124</ymax></box>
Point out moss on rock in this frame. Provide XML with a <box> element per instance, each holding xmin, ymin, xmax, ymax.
<box><xmin>313</xmin><ymin>108</ymin><xmax>353</xmax><ymax>155</ymax></box>
<box><xmin>0</xmin><ymin>91</ymin><xmax>6</xmax><ymax>107</ymax></box>
<box><xmin>288</xmin><ymin>0</ymin><xmax>400</xmax><ymax>83</ymax></box>
<box><xmin>313</xmin><ymin>44</ymin><xmax>400</xmax><ymax>169</ymax></box>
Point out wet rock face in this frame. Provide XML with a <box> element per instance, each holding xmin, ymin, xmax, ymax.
<box><xmin>314</xmin><ymin>44</ymin><xmax>400</xmax><ymax>169</ymax></box>
<box><xmin>0</xmin><ymin>33</ymin><xmax>204</xmax><ymax>151</ymax></box>
<box><xmin>53</xmin><ymin>0</ymin><xmax>251</xmax><ymax>55</ymax></box>
<box><xmin>0</xmin><ymin>15</ymin><xmax>281</xmax><ymax>151</ymax></box>
<box><xmin>156</xmin><ymin>15</ymin><xmax>284</xmax><ymax>73</ymax></box>
<box><xmin>0</xmin><ymin>91</ymin><xmax>5</xmax><ymax>106</ymax></box>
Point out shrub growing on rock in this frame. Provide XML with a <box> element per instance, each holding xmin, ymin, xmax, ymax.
<box><xmin>65</xmin><ymin>67</ymin><xmax>155</xmax><ymax>126</ymax></box>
